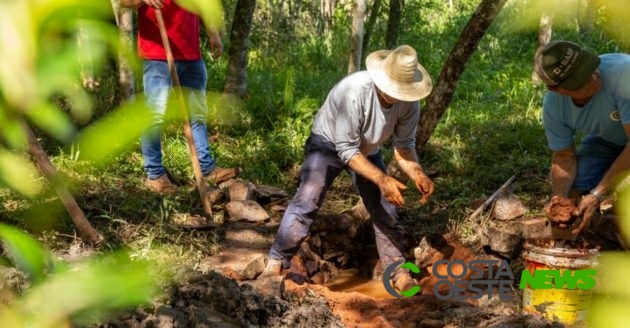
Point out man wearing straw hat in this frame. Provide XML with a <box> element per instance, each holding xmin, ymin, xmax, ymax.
<box><xmin>534</xmin><ymin>40</ymin><xmax>630</xmax><ymax>236</ymax></box>
<box><xmin>259</xmin><ymin>45</ymin><xmax>435</xmax><ymax>292</ymax></box>
<box><xmin>121</xmin><ymin>0</ymin><xmax>239</xmax><ymax>194</ymax></box>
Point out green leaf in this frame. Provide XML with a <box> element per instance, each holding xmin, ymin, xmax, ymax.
<box><xmin>0</xmin><ymin>105</ymin><xmax>28</xmax><ymax>149</ymax></box>
<box><xmin>17</xmin><ymin>252</ymin><xmax>160</xmax><ymax>326</ymax></box>
<box><xmin>76</xmin><ymin>101</ymin><xmax>151</xmax><ymax>163</ymax></box>
<box><xmin>176</xmin><ymin>0</ymin><xmax>224</xmax><ymax>31</ymax></box>
<box><xmin>0</xmin><ymin>150</ymin><xmax>41</xmax><ymax>197</ymax></box>
<box><xmin>26</xmin><ymin>102</ymin><xmax>76</xmax><ymax>143</ymax></box>
<box><xmin>617</xmin><ymin>181</ymin><xmax>630</xmax><ymax>244</ymax></box>
<box><xmin>0</xmin><ymin>224</ymin><xmax>56</xmax><ymax>284</ymax></box>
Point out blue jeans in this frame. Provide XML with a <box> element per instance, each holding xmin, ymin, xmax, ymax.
<box><xmin>141</xmin><ymin>60</ymin><xmax>215</xmax><ymax>179</ymax></box>
<box><xmin>573</xmin><ymin>135</ymin><xmax>625</xmax><ymax>192</ymax></box>
<box><xmin>269</xmin><ymin>134</ymin><xmax>406</xmax><ymax>275</ymax></box>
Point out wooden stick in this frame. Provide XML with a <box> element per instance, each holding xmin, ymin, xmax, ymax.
<box><xmin>155</xmin><ymin>10</ymin><xmax>213</xmax><ymax>219</ymax></box>
<box><xmin>20</xmin><ymin>119</ymin><xmax>103</xmax><ymax>244</ymax></box>
<box><xmin>465</xmin><ymin>174</ymin><xmax>517</xmax><ymax>223</ymax></box>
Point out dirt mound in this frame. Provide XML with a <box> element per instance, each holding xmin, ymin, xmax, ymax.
<box><xmin>100</xmin><ymin>260</ymin><xmax>565</xmax><ymax>328</ymax></box>
<box><xmin>106</xmin><ymin>271</ymin><xmax>343</xmax><ymax>328</ymax></box>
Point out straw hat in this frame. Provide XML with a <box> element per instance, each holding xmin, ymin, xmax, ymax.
<box><xmin>366</xmin><ymin>45</ymin><xmax>433</xmax><ymax>102</ymax></box>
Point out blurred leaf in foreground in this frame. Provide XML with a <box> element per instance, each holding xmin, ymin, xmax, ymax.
<box><xmin>589</xmin><ymin>173</ymin><xmax>630</xmax><ymax>328</ymax></box>
<box><xmin>0</xmin><ymin>224</ymin><xmax>161</xmax><ymax>328</ymax></box>
<box><xmin>0</xmin><ymin>224</ymin><xmax>59</xmax><ymax>284</ymax></box>
<box><xmin>76</xmin><ymin>100</ymin><xmax>151</xmax><ymax>163</ymax></box>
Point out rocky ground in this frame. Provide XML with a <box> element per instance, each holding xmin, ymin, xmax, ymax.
<box><xmin>93</xmin><ymin>178</ymin><xmax>623</xmax><ymax>328</ymax></box>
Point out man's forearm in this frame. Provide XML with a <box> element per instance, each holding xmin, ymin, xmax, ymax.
<box><xmin>393</xmin><ymin>147</ymin><xmax>425</xmax><ymax>180</ymax></box>
<box><xmin>347</xmin><ymin>153</ymin><xmax>387</xmax><ymax>184</ymax></box>
<box><xmin>550</xmin><ymin>149</ymin><xmax>577</xmax><ymax>197</ymax></box>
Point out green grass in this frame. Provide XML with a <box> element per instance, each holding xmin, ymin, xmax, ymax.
<box><xmin>5</xmin><ymin>0</ymin><xmax>625</xmax><ymax>245</ymax></box>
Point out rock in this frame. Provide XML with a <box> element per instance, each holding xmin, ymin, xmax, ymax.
<box><xmin>199</xmin><ymin>249</ymin><xmax>266</xmax><ymax>280</ymax></box>
<box><xmin>224</xmin><ymin>222</ymin><xmax>274</xmax><ymax>249</ymax></box>
<box><xmin>520</xmin><ymin>216</ymin><xmax>576</xmax><ymax>240</ymax></box>
<box><xmin>414</xmin><ymin>234</ymin><xmax>478</xmax><ymax>296</ymax></box>
<box><xmin>479</xmin><ymin>224</ymin><xmax>522</xmax><ymax>258</ymax></box>
<box><xmin>414</xmin><ymin>233</ymin><xmax>447</xmax><ymax>268</ymax></box>
<box><xmin>419</xmin><ymin>318</ymin><xmax>443</xmax><ymax>328</ymax></box>
<box><xmin>228</xmin><ymin>180</ymin><xmax>256</xmax><ymax>201</ymax></box>
<box><xmin>489</xmin><ymin>189</ymin><xmax>528</xmax><ymax>221</ymax></box>
<box><xmin>225</xmin><ymin>200</ymin><xmax>269</xmax><ymax>222</ymax></box>
<box><xmin>253</xmin><ymin>185</ymin><xmax>289</xmax><ymax>199</ymax></box>
<box><xmin>206</xmin><ymin>185</ymin><xmax>225</xmax><ymax>205</ymax></box>
<box><xmin>242</xmin><ymin>275</ymin><xmax>285</xmax><ymax>298</ymax></box>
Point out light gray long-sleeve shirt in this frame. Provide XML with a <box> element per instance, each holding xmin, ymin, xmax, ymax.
<box><xmin>311</xmin><ymin>71</ymin><xmax>420</xmax><ymax>164</ymax></box>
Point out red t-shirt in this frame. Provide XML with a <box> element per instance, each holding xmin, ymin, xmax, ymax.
<box><xmin>137</xmin><ymin>0</ymin><xmax>201</xmax><ymax>60</ymax></box>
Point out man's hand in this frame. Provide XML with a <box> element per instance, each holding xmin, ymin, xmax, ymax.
<box><xmin>392</xmin><ymin>147</ymin><xmax>434</xmax><ymax>205</ymax></box>
<box><xmin>570</xmin><ymin>193</ymin><xmax>600</xmax><ymax>235</ymax></box>
<box><xmin>545</xmin><ymin>196</ymin><xmax>578</xmax><ymax>229</ymax></box>
<box><xmin>411</xmin><ymin>171</ymin><xmax>434</xmax><ymax>204</ymax></box>
<box><xmin>208</xmin><ymin>33</ymin><xmax>223</xmax><ymax>60</ymax></box>
<box><xmin>377</xmin><ymin>175</ymin><xmax>407</xmax><ymax>207</ymax></box>
<box><xmin>143</xmin><ymin>0</ymin><xmax>164</xmax><ymax>9</ymax></box>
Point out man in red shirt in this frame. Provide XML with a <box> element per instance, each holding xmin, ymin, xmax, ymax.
<box><xmin>121</xmin><ymin>0</ymin><xmax>238</xmax><ymax>193</ymax></box>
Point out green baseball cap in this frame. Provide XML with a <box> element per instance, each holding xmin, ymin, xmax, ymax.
<box><xmin>534</xmin><ymin>40</ymin><xmax>601</xmax><ymax>90</ymax></box>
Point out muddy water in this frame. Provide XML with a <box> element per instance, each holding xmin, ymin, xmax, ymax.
<box><xmin>325</xmin><ymin>269</ymin><xmax>397</xmax><ymax>299</ymax></box>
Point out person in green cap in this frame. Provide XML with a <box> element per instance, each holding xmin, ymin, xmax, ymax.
<box><xmin>534</xmin><ymin>40</ymin><xmax>630</xmax><ymax>236</ymax></box>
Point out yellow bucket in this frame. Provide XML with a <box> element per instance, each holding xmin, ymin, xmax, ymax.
<box><xmin>521</xmin><ymin>240</ymin><xmax>599</xmax><ymax>326</ymax></box>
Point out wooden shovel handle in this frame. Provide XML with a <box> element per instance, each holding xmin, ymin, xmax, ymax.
<box><xmin>155</xmin><ymin>9</ymin><xmax>213</xmax><ymax>218</ymax></box>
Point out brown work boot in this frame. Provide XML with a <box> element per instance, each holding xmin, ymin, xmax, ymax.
<box><xmin>258</xmin><ymin>258</ymin><xmax>283</xmax><ymax>279</ymax></box>
<box><xmin>393</xmin><ymin>273</ymin><xmax>418</xmax><ymax>292</ymax></box>
<box><xmin>204</xmin><ymin>167</ymin><xmax>241</xmax><ymax>184</ymax></box>
<box><xmin>145</xmin><ymin>173</ymin><xmax>177</xmax><ymax>194</ymax></box>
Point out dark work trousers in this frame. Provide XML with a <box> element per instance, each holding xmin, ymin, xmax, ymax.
<box><xmin>268</xmin><ymin>134</ymin><xmax>408</xmax><ymax>279</ymax></box>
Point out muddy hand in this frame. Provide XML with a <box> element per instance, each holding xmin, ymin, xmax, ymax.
<box><xmin>377</xmin><ymin>175</ymin><xmax>407</xmax><ymax>207</ymax></box>
<box><xmin>570</xmin><ymin>193</ymin><xmax>600</xmax><ymax>236</ymax></box>
<box><xmin>545</xmin><ymin>195</ymin><xmax>578</xmax><ymax>229</ymax></box>
<box><xmin>413</xmin><ymin>173</ymin><xmax>434</xmax><ymax>205</ymax></box>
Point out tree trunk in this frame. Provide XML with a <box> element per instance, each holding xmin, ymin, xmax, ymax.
<box><xmin>532</xmin><ymin>14</ymin><xmax>552</xmax><ymax>84</ymax></box>
<box><xmin>415</xmin><ymin>0</ymin><xmax>508</xmax><ymax>152</ymax></box>
<box><xmin>224</xmin><ymin>0</ymin><xmax>257</xmax><ymax>98</ymax></box>
<box><xmin>112</xmin><ymin>0</ymin><xmax>136</xmax><ymax>102</ymax></box>
<box><xmin>223</xmin><ymin>0</ymin><xmax>256</xmax><ymax>98</ymax></box>
<box><xmin>77</xmin><ymin>23</ymin><xmax>98</xmax><ymax>90</ymax></box>
<box><xmin>385</xmin><ymin>0</ymin><xmax>402</xmax><ymax>49</ymax></box>
<box><xmin>579</xmin><ymin>0</ymin><xmax>597</xmax><ymax>36</ymax></box>
<box><xmin>348</xmin><ymin>0</ymin><xmax>366</xmax><ymax>74</ymax></box>
<box><xmin>321</xmin><ymin>0</ymin><xmax>336</xmax><ymax>34</ymax></box>
<box><xmin>362</xmin><ymin>0</ymin><xmax>382</xmax><ymax>53</ymax></box>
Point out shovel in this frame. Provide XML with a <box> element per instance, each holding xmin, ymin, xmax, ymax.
<box><xmin>155</xmin><ymin>9</ymin><xmax>213</xmax><ymax>219</ymax></box>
